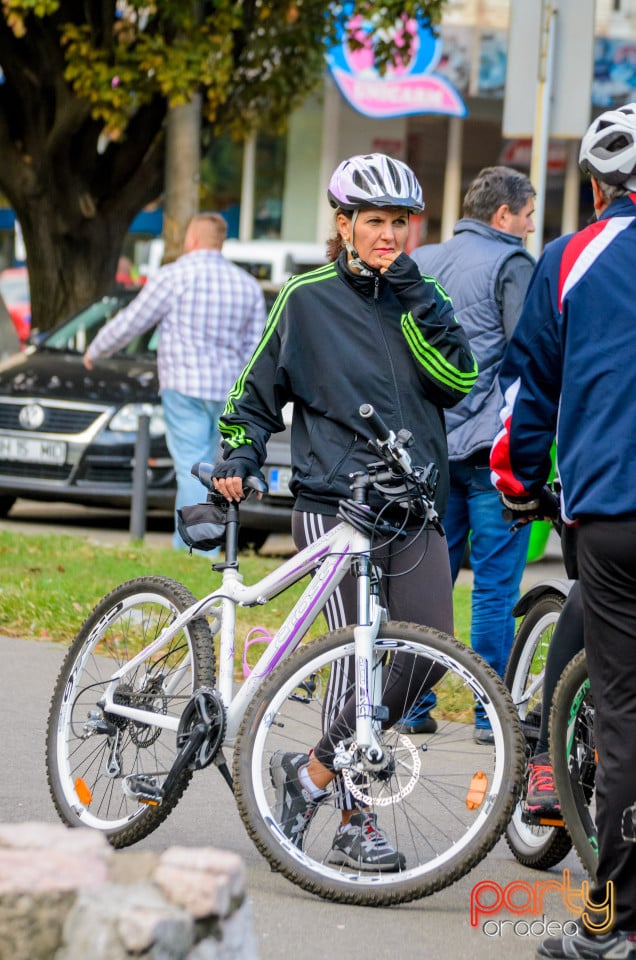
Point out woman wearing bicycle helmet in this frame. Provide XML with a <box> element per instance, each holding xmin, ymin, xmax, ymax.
<box><xmin>213</xmin><ymin>153</ymin><xmax>477</xmax><ymax>870</ymax></box>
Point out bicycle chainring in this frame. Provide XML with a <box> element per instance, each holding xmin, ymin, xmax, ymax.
<box><xmin>176</xmin><ymin>687</ymin><xmax>226</xmax><ymax>770</ymax></box>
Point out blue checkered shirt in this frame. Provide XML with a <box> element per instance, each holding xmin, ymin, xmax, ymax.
<box><xmin>87</xmin><ymin>249</ymin><xmax>267</xmax><ymax>401</ymax></box>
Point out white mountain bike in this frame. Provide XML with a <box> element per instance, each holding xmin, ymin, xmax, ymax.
<box><xmin>47</xmin><ymin>404</ymin><xmax>524</xmax><ymax>906</ymax></box>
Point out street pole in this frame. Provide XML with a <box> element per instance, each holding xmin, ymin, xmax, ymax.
<box><xmin>528</xmin><ymin>0</ymin><xmax>557</xmax><ymax>261</ymax></box>
<box><xmin>130</xmin><ymin>414</ymin><xmax>150</xmax><ymax>541</ymax></box>
<box><xmin>440</xmin><ymin>116</ymin><xmax>463</xmax><ymax>242</ymax></box>
<box><xmin>239</xmin><ymin>132</ymin><xmax>256</xmax><ymax>241</ymax></box>
<box><xmin>561</xmin><ymin>140</ymin><xmax>581</xmax><ymax>236</ymax></box>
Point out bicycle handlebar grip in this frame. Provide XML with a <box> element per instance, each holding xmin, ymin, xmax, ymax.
<box><xmin>191</xmin><ymin>461</ymin><xmax>214</xmax><ymax>490</ymax></box>
<box><xmin>359</xmin><ymin>404</ymin><xmax>391</xmax><ymax>442</ymax></box>
<box><xmin>191</xmin><ymin>462</ymin><xmax>269</xmax><ymax>496</ymax></box>
<box><xmin>245</xmin><ymin>475</ymin><xmax>268</xmax><ymax>495</ymax></box>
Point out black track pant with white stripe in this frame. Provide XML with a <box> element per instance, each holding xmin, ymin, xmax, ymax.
<box><xmin>292</xmin><ymin>510</ymin><xmax>454</xmax><ymax>777</ymax></box>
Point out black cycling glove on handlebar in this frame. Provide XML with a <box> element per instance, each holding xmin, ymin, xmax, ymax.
<box><xmin>212</xmin><ymin>453</ymin><xmax>266</xmax><ymax>488</ymax></box>
<box><xmin>500</xmin><ymin>486</ymin><xmax>560</xmax><ymax>526</ymax></box>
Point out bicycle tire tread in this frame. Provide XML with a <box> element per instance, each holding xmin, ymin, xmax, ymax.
<box><xmin>504</xmin><ymin>591</ymin><xmax>572</xmax><ymax>871</ymax></box>
<box><xmin>504</xmin><ymin>592</ymin><xmax>566</xmax><ymax>690</ymax></box>
<box><xmin>46</xmin><ymin>576</ymin><xmax>215</xmax><ymax>848</ymax></box>
<box><xmin>234</xmin><ymin>621</ymin><xmax>524</xmax><ymax>905</ymax></box>
<box><xmin>549</xmin><ymin>650</ymin><xmax>598</xmax><ymax>880</ymax></box>
<box><xmin>504</xmin><ymin>824</ymin><xmax>572</xmax><ymax>870</ymax></box>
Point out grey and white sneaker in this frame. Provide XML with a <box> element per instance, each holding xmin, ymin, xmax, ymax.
<box><xmin>269</xmin><ymin>751</ymin><xmax>327</xmax><ymax>849</ymax></box>
<box><xmin>328</xmin><ymin>811</ymin><xmax>406</xmax><ymax>872</ymax></box>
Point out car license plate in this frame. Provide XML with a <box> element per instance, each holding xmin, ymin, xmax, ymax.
<box><xmin>267</xmin><ymin>466</ymin><xmax>292</xmax><ymax>496</ymax></box>
<box><xmin>0</xmin><ymin>433</ymin><xmax>67</xmax><ymax>465</ymax></box>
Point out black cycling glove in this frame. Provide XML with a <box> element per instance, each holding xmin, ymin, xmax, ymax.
<box><xmin>381</xmin><ymin>253</ymin><xmax>435</xmax><ymax>310</ymax></box>
<box><xmin>500</xmin><ymin>486</ymin><xmax>560</xmax><ymax>526</ymax></box>
<box><xmin>212</xmin><ymin>454</ymin><xmax>266</xmax><ymax>488</ymax></box>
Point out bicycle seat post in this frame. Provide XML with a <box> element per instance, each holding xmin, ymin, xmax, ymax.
<box><xmin>218</xmin><ymin>501</ymin><xmax>240</xmax><ymax>569</ymax></box>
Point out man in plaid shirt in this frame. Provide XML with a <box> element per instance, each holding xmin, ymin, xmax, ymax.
<box><xmin>85</xmin><ymin>212</ymin><xmax>266</xmax><ymax>548</ymax></box>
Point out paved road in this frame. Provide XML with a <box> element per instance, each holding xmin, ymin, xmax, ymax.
<box><xmin>4</xmin><ymin>630</ymin><xmax>585</xmax><ymax>960</ymax></box>
<box><xmin>2</xmin><ymin>500</ymin><xmax>579</xmax><ymax>959</ymax></box>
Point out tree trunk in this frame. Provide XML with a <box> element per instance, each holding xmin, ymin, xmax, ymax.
<box><xmin>19</xmin><ymin>197</ymin><xmax>132</xmax><ymax>333</ymax></box>
<box><xmin>163</xmin><ymin>97</ymin><xmax>202</xmax><ymax>264</ymax></box>
<box><xmin>2</xmin><ymin>99</ymin><xmax>167</xmax><ymax>332</ymax></box>
<box><xmin>0</xmin><ymin>12</ymin><xmax>168</xmax><ymax>332</ymax></box>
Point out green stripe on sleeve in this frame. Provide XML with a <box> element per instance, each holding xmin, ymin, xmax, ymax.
<box><xmin>401</xmin><ymin>312</ymin><xmax>478</xmax><ymax>393</ymax></box>
<box><xmin>220</xmin><ymin>264</ymin><xmax>337</xmax><ymax>448</ymax></box>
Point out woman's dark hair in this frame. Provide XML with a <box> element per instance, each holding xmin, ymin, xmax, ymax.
<box><xmin>326</xmin><ymin>208</ymin><xmax>351</xmax><ymax>261</ymax></box>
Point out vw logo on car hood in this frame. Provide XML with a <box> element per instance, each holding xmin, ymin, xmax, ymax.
<box><xmin>18</xmin><ymin>403</ymin><xmax>46</xmax><ymax>429</ymax></box>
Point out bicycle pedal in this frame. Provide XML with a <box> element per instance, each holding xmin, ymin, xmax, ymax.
<box><xmin>538</xmin><ymin>817</ymin><xmax>565</xmax><ymax>827</ymax></box>
<box><xmin>521</xmin><ymin>806</ymin><xmax>564</xmax><ymax>828</ymax></box>
<box><xmin>289</xmin><ymin>682</ymin><xmax>314</xmax><ymax>703</ymax></box>
<box><xmin>123</xmin><ymin>774</ymin><xmax>163</xmax><ymax>806</ymax></box>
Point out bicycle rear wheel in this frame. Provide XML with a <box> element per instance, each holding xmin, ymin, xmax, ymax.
<box><xmin>550</xmin><ymin>650</ymin><xmax>598</xmax><ymax>880</ymax></box>
<box><xmin>234</xmin><ymin>621</ymin><xmax>524</xmax><ymax>905</ymax></box>
<box><xmin>504</xmin><ymin>592</ymin><xmax>573</xmax><ymax>869</ymax></box>
<box><xmin>46</xmin><ymin>576</ymin><xmax>214</xmax><ymax>847</ymax></box>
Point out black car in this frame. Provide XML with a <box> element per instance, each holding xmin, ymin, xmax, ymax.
<box><xmin>0</xmin><ymin>291</ymin><xmax>293</xmax><ymax>547</ymax></box>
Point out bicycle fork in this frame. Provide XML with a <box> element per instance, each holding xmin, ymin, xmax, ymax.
<box><xmin>350</xmin><ymin>555</ymin><xmax>387</xmax><ymax>767</ymax></box>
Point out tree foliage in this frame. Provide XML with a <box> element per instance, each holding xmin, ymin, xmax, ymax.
<box><xmin>0</xmin><ymin>0</ymin><xmax>447</xmax><ymax>330</ymax></box>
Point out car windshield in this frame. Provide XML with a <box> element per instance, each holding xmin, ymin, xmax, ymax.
<box><xmin>40</xmin><ymin>293</ymin><xmax>158</xmax><ymax>356</ymax></box>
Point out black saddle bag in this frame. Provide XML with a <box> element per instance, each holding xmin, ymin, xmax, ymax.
<box><xmin>176</xmin><ymin>499</ymin><xmax>228</xmax><ymax>552</ymax></box>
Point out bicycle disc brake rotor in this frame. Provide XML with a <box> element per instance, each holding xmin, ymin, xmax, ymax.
<box><xmin>341</xmin><ymin>736</ymin><xmax>421</xmax><ymax>807</ymax></box>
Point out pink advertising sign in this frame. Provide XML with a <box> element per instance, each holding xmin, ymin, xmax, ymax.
<box><xmin>326</xmin><ymin>15</ymin><xmax>467</xmax><ymax>119</ymax></box>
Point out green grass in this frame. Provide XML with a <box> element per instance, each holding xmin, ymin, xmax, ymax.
<box><xmin>0</xmin><ymin>529</ymin><xmax>472</xmax><ymax>649</ymax></box>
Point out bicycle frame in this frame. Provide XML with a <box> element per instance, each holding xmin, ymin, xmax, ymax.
<box><xmin>98</xmin><ymin>518</ymin><xmax>386</xmax><ymax>753</ymax></box>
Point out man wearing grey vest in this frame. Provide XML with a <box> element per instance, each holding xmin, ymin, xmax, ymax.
<box><xmin>405</xmin><ymin>166</ymin><xmax>536</xmax><ymax>744</ymax></box>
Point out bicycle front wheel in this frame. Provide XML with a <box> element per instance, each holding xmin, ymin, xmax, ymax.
<box><xmin>504</xmin><ymin>592</ymin><xmax>573</xmax><ymax>870</ymax></box>
<box><xmin>234</xmin><ymin>621</ymin><xmax>524</xmax><ymax>906</ymax></box>
<box><xmin>46</xmin><ymin>576</ymin><xmax>215</xmax><ymax>847</ymax></box>
<box><xmin>550</xmin><ymin>650</ymin><xmax>598</xmax><ymax>880</ymax></box>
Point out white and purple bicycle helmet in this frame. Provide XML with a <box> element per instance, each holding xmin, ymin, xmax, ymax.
<box><xmin>579</xmin><ymin>103</ymin><xmax>636</xmax><ymax>188</ymax></box>
<box><xmin>328</xmin><ymin>153</ymin><xmax>425</xmax><ymax>214</ymax></box>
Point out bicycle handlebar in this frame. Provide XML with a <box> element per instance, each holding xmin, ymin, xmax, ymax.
<box><xmin>354</xmin><ymin>404</ymin><xmax>443</xmax><ymax>534</ymax></box>
<box><xmin>359</xmin><ymin>403</ymin><xmax>414</xmax><ymax>477</ymax></box>
<box><xmin>191</xmin><ymin>461</ymin><xmax>268</xmax><ymax>496</ymax></box>
<box><xmin>359</xmin><ymin>403</ymin><xmax>391</xmax><ymax>443</ymax></box>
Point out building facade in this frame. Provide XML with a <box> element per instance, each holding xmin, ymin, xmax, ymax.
<box><xmin>276</xmin><ymin>0</ymin><xmax>636</xmax><ymax>252</ymax></box>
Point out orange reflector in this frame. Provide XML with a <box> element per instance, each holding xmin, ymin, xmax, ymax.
<box><xmin>538</xmin><ymin>818</ymin><xmax>565</xmax><ymax>827</ymax></box>
<box><xmin>466</xmin><ymin>771</ymin><xmax>488</xmax><ymax>810</ymax></box>
<box><xmin>75</xmin><ymin>778</ymin><xmax>92</xmax><ymax>805</ymax></box>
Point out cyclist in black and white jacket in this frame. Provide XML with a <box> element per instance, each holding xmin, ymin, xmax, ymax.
<box><xmin>213</xmin><ymin>153</ymin><xmax>477</xmax><ymax>872</ymax></box>
<box><xmin>491</xmin><ymin>105</ymin><xmax>636</xmax><ymax>960</ymax></box>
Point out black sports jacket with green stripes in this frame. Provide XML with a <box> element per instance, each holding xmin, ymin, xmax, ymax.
<box><xmin>219</xmin><ymin>250</ymin><xmax>477</xmax><ymax>518</ymax></box>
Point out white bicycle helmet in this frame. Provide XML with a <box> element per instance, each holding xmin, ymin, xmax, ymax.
<box><xmin>579</xmin><ymin>103</ymin><xmax>636</xmax><ymax>187</ymax></box>
<box><xmin>328</xmin><ymin>153</ymin><xmax>425</xmax><ymax>214</ymax></box>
